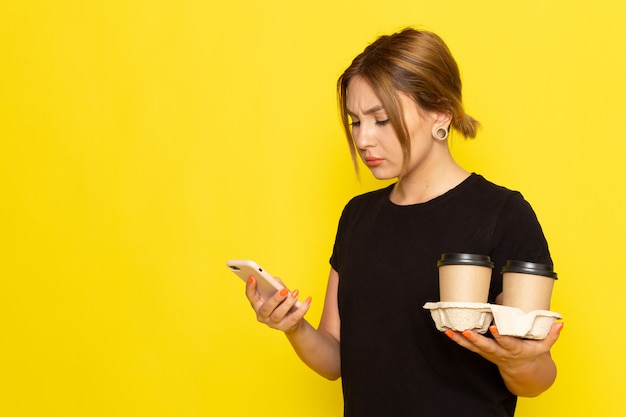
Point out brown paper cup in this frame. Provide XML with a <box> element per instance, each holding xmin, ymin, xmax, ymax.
<box><xmin>437</xmin><ymin>253</ymin><xmax>493</xmax><ymax>303</ymax></box>
<box><xmin>501</xmin><ymin>261</ymin><xmax>557</xmax><ymax>313</ymax></box>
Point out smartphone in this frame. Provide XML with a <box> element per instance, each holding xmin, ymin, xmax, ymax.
<box><xmin>227</xmin><ymin>259</ymin><xmax>302</xmax><ymax>309</ymax></box>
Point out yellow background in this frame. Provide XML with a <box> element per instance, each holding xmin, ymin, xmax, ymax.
<box><xmin>2</xmin><ymin>1</ymin><xmax>624</xmax><ymax>416</ymax></box>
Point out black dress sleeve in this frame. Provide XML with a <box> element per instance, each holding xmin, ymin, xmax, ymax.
<box><xmin>488</xmin><ymin>191</ymin><xmax>552</xmax><ymax>299</ymax></box>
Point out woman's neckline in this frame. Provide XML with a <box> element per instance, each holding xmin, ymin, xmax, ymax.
<box><xmin>385</xmin><ymin>172</ymin><xmax>478</xmax><ymax>209</ymax></box>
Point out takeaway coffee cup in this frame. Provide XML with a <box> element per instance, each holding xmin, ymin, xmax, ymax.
<box><xmin>437</xmin><ymin>253</ymin><xmax>494</xmax><ymax>303</ymax></box>
<box><xmin>501</xmin><ymin>261</ymin><xmax>557</xmax><ymax>313</ymax></box>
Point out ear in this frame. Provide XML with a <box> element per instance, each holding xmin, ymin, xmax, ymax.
<box><xmin>433</xmin><ymin>110</ymin><xmax>452</xmax><ymax>128</ymax></box>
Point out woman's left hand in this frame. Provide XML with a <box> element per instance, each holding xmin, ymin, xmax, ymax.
<box><xmin>444</xmin><ymin>322</ymin><xmax>564</xmax><ymax>397</ymax></box>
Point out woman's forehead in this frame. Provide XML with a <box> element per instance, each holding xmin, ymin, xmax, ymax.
<box><xmin>346</xmin><ymin>77</ymin><xmax>385</xmax><ymax>113</ymax></box>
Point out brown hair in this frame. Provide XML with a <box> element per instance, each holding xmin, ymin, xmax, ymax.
<box><xmin>337</xmin><ymin>28</ymin><xmax>479</xmax><ymax>173</ymax></box>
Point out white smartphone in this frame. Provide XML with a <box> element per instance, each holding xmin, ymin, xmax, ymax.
<box><xmin>226</xmin><ymin>259</ymin><xmax>302</xmax><ymax>309</ymax></box>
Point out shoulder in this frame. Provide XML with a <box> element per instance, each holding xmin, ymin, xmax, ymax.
<box><xmin>467</xmin><ymin>174</ymin><xmax>531</xmax><ymax>210</ymax></box>
<box><xmin>334</xmin><ymin>184</ymin><xmax>394</xmax><ymax>232</ymax></box>
<box><xmin>475</xmin><ymin>176</ymin><xmax>549</xmax><ymax>242</ymax></box>
<box><xmin>469</xmin><ymin>174</ymin><xmax>518</xmax><ymax>198</ymax></box>
<box><xmin>468</xmin><ymin>175</ymin><xmax>552</xmax><ymax>266</ymax></box>
<box><xmin>342</xmin><ymin>183</ymin><xmax>393</xmax><ymax>211</ymax></box>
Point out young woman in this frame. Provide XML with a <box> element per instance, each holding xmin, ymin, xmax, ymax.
<box><xmin>245</xmin><ymin>28</ymin><xmax>563</xmax><ymax>417</ymax></box>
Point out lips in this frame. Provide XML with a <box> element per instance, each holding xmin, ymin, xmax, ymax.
<box><xmin>364</xmin><ymin>157</ymin><xmax>384</xmax><ymax>167</ymax></box>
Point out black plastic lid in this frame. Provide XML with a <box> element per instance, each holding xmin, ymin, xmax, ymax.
<box><xmin>437</xmin><ymin>253</ymin><xmax>494</xmax><ymax>268</ymax></box>
<box><xmin>501</xmin><ymin>260</ymin><xmax>558</xmax><ymax>279</ymax></box>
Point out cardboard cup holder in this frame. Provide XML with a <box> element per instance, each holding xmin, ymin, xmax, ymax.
<box><xmin>423</xmin><ymin>302</ymin><xmax>493</xmax><ymax>334</ymax></box>
<box><xmin>423</xmin><ymin>302</ymin><xmax>562</xmax><ymax>339</ymax></box>
<box><xmin>430</xmin><ymin>256</ymin><xmax>561</xmax><ymax>339</ymax></box>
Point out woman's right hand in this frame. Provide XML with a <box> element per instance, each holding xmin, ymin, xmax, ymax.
<box><xmin>245</xmin><ymin>276</ymin><xmax>312</xmax><ymax>333</ymax></box>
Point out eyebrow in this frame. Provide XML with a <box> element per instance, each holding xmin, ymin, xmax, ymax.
<box><xmin>346</xmin><ymin>105</ymin><xmax>385</xmax><ymax>117</ymax></box>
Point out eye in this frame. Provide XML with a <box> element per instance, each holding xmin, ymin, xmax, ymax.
<box><xmin>376</xmin><ymin>119</ymin><xmax>390</xmax><ymax>126</ymax></box>
<box><xmin>350</xmin><ymin>120</ymin><xmax>361</xmax><ymax>127</ymax></box>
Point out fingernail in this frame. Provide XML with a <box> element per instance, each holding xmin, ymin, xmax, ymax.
<box><xmin>291</xmin><ymin>289</ymin><xmax>299</xmax><ymax>299</ymax></box>
<box><xmin>444</xmin><ymin>330</ymin><xmax>454</xmax><ymax>339</ymax></box>
<box><xmin>462</xmin><ymin>331</ymin><xmax>472</xmax><ymax>339</ymax></box>
<box><xmin>490</xmin><ymin>326</ymin><xmax>499</xmax><ymax>336</ymax></box>
<box><xmin>247</xmin><ymin>276</ymin><xmax>254</xmax><ymax>284</ymax></box>
<box><xmin>279</xmin><ymin>288</ymin><xmax>289</xmax><ymax>297</ymax></box>
<box><xmin>557</xmin><ymin>322</ymin><xmax>564</xmax><ymax>333</ymax></box>
<box><xmin>305</xmin><ymin>296</ymin><xmax>312</xmax><ymax>305</ymax></box>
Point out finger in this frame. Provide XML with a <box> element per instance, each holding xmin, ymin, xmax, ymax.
<box><xmin>270</xmin><ymin>289</ymin><xmax>301</xmax><ymax>320</ymax></box>
<box><xmin>273</xmin><ymin>296</ymin><xmax>313</xmax><ymax>332</ymax></box>
<box><xmin>460</xmin><ymin>330</ymin><xmax>501</xmax><ymax>355</ymax></box>
<box><xmin>257</xmin><ymin>287</ymin><xmax>289</xmax><ymax>320</ymax></box>
<box><xmin>542</xmin><ymin>322</ymin><xmax>564</xmax><ymax>348</ymax></box>
<box><xmin>444</xmin><ymin>330</ymin><xmax>459</xmax><ymax>341</ymax></box>
<box><xmin>444</xmin><ymin>330</ymin><xmax>482</xmax><ymax>354</ymax></box>
<box><xmin>489</xmin><ymin>326</ymin><xmax>525</xmax><ymax>353</ymax></box>
<box><xmin>262</xmin><ymin>293</ymin><xmax>312</xmax><ymax>331</ymax></box>
<box><xmin>245</xmin><ymin>275</ymin><xmax>262</xmax><ymax>307</ymax></box>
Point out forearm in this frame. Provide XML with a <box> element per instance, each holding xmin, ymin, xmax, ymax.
<box><xmin>285</xmin><ymin>319</ymin><xmax>341</xmax><ymax>380</ymax></box>
<box><xmin>499</xmin><ymin>351</ymin><xmax>556</xmax><ymax>397</ymax></box>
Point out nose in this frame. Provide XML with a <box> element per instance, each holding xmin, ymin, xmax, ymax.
<box><xmin>353</xmin><ymin>124</ymin><xmax>376</xmax><ymax>150</ymax></box>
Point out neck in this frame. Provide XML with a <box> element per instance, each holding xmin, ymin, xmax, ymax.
<box><xmin>390</xmin><ymin>161</ymin><xmax>470</xmax><ymax>205</ymax></box>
